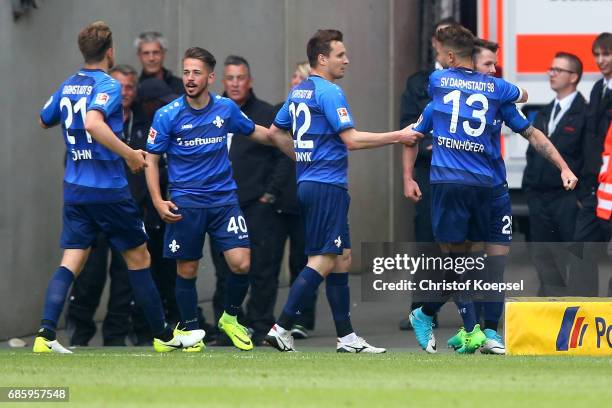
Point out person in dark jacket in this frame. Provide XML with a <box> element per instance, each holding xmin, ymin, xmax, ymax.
<box><xmin>573</xmin><ymin>33</ymin><xmax>612</xmax><ymax>296</ymax></box>
<box><xmin>270</xmin><ymin>61</ymin><xmax>313</xmax><ymax>339</ymax></box>
<box><xmin>523</xmin><ymin>52</ymin><xmax>587</xmax><ymax>296</ymax></box>
<box><xmin>134</xmin><ymin>31</ymin><xmax>184</xmax><ymax>95</ymax></box>
<box><xmin>210</xmin><ymin>55</ymin><xmax>282</xmax><ymax>345</ymax></box>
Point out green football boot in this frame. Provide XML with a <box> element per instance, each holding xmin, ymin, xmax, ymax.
<box><xmin>456</xmin><ymin>324</ymin><xmax>487</xmax><ymax>354</ymax></box>
<box><xmin>447</xmin><ymin>327</ymin><xmax>467</xmax><ymax>350</ymax></box>
<box><xmin>218</xmin><ymin>312</ymin><xmax>253</xmax><ymax>351</ymax></box>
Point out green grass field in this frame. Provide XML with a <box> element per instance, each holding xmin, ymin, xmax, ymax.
<box><xmin>1</xmin><ymin>348</ymin><xmax>611</xmax><ymax>407</ymax></box>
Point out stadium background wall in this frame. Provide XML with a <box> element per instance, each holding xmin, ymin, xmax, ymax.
<box><xmin>0</xmin><ymin>0</ymin><xmax>421</xmax><ymax>338</ymax></box>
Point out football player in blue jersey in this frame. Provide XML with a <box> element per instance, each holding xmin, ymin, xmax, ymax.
<box><xmin>144</xmin><ymin>47</ymin><xmax>292</xmax><ymax>351</ymax></box>
<box><xmin>263</xmin><ymin>29</ymin><xmax>418</xmax><ymax>353</ymax></box>
<box><xmin>34</xmin><ymin>21</ymin><xmax>204</xmax><ymax>353</ymax></box>
<box><xmin>402</xmin><ymin>27</ymin><xmax>578</xmax><ymax>354</ymax></box>
<box><xmin>462</xmin><ymin>39</ymin><xmax>578</xmax><ymax>354</ymax></box>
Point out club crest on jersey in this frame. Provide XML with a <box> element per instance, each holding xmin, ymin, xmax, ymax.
<box><xmin>94</xmin><ymin>93</ymin><xmax>110</xmax><ymax>105</ymax></box>
<box><xmin>148</xmin><ymin>127</ymin><xmax>158</xmax><ymax>143</ymax></box>
<box><xmin>213</xmin><ymin>115</ymin><xmax>224</xmax><ymax>128</ymax></box>
<box><xmin>334</xmin><ymin>236</ymin><xmax>342</xmax><ymax>248</ymax></box>
<box><xmin>169</xmin><ymin>239</ymin><xmax>180</xmax><ymax>253</ymax></box>
<box><xmin>337</xmin><ymin>107</ymin><xmax>351</xmax><ymax>123</ymax></box>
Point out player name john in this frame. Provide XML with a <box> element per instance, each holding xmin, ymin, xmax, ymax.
<box><xmin>372</xmin><ymin>279</ymin><xmax>524</xmax><ymax>292</ymax></box>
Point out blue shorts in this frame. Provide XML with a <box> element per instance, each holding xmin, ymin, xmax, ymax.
<box><xmin>298</xmin><ymin>181</ymin><xmax>351</xmax><ymax>256</ymax></box>
<box><xmin>61</xmin><ymin>200</ymin><xmax>148</xmax><ymax>252</ymax></box>
<box><xmin>489</xmin><ymin>184</ymin><xmax>512</xmax><ymax>245</ymax></box>
<box><xmin>163</xmin><ymin>205</ymin><xmax>250</xmax><ymax>260</ymax></box>
<box><xmin>431</xmin><ymin>183</ymin><xmax>492</xmax><ymax>243</ymax></box>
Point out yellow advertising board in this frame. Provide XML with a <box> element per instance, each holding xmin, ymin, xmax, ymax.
<box><xmin>505</xmin><ymin>298</ymin><xmax>612</xmax><ymax>356</ymax></box>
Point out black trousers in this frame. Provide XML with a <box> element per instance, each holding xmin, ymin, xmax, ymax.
<box><xmin>211</xmin><ymin>201</ymin><xmax>281</xmax><ymax>339</ymax></box>
<box><xmin>274</xmin><ymin>211</ymin><xmax>313</xmax><ymax>329</ymax></box>
<box><xmin>571</xmin><ymin>194</ymin><xmax>611</xmax><ymax>296</ymax></box>
<box><xmin>130</xmin><ymin>224</ymin><xmax>181</xmax><ymax>344</ymax></box>
<box><xmin>527</xmin><ymin>191</ymin><xmax>579</xmax><ymax>296</ymax></box>
<box><xmin>411</xmin><ymin>166</ymin><xmax>435</xmax><ymax>311</ymax></box>
<box><xmin>66</xmin><ymin>234</ymin><xmax>131</xmax><ymax>346</ymax></box>
<box><xmin>414</xmin><ymin>165</ymin><xmax>435</xmax><ymax>243</ymax></box>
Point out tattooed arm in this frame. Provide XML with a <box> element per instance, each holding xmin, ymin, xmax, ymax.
<box><xmin>520</xmin><ymin>125</ymin><xmax>578</xmax><ymax>190</ymax></box>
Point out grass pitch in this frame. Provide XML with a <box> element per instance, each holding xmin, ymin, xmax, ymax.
<box><xmin>1</xmin><ymin>348</ymin><xmax>611</xmax><ymax>407</ymax></box>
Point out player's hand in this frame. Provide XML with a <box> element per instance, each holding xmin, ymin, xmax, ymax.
<box><xmin>126</xmin><ymin>149</ymin><xmax>148</xmax><ymax>174</ymax></box>
<box><xmin>561</xmin><ymin>168</ymin><xmax>578</xmax><ymax>191</ymax></box>
<box><xmin>404</xmin><ymin>178</ymin><xmax>422</xmax><ymax>202</ymax></box>
<box><xmin>154</xmin><ymin>200</ymin><xmax>183</xmax><ymax>223</ymax></box>
<box><xmin>398</xmin><ymin>124</ymin><xmax>424</xmax><ymax>146</ymax></box>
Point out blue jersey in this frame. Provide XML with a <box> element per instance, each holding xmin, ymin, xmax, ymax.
<box><xmin>416</xmin><ymin>100</ymin><xmax>530</xmax><ymax>187</ymax></box>
<box><xmin>40</xmin><ymin>68</ymin><xmax>130</xmax><ymax>204</ymax></box>
<box><xmin>274</xmin><ymin>75</ymin><xmax>354</xmax><ymax>189</ymax></box>
<box><xmin>418</xmin><ymin>68</ymin><xmax>522</xmax><ymax>187</ymax></box>
<box><xmin>490</xmin><ymin>104</ymin><xmax>530</xmax><ymax>186</ymax></box>
<box><xmin>147</xmin><ymin>93</ymin><xmax>255</xmax><ymax>208</ymax></box>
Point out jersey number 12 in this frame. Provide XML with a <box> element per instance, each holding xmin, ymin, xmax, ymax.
<box><xmin>289</xmin><ymin>102</ymin><xmax>313</xmax><ymax>149</ymax></box>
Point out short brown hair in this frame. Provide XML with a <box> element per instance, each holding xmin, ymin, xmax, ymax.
<box><xmin>183</xmin><ymin>47</ymin><xmax>216</xmax><ymax>71</ymax></box>
<box><xmin>78</xmin><ymin>21</ymin><xmax>113</xmax><ymax>63</ymax></box>
<box><xmin>307</xmin><ymin>29</ymin><xmax>343</xmax><ymax>68</ymax></box>
<box><xmin>474</xmin><ymin>38</ymin><xmax>499</xmax><ymax>54</ymax></box>
<box><xmin>555</xmin><ymin>51</ymin><xmax>583</xmax><ymax>83</ymax></box>
<box><xmin>436</xmin><ymin>25</ymin><xmax>475</xmax><ymax>59</ymax></box>
<box><xmin>473</xmin><ymin>38</ymin><xmax>499</xmax><ymax>61</ymax></box>
<box><xmin>592</xmin><ymin>32</ymin><xmax>612</xmax><ymax>54</ymax></box>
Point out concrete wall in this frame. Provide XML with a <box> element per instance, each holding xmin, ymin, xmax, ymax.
<box><xmin>0</xmin><ymin>0</ymin><xmax>420</xmax><ymax>338</ymax></box>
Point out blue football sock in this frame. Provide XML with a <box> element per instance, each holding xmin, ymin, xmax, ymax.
<box><xmin>469</xmin><ymin>250</ymin><xmax>486</xmax><ymax>323</ymax></box>
<box><xmin>128</xmin><ymin>268</ymin><xmax>166</xmax><ymax>336</ymax></box>
<box><xmin>175</xmin><ymin>276</ymin><xmax>199</xmax><ymax>330</ymax></box>
<box><xmin>224</xmin><ymin>272</ymin><xmax>249</xmax><ymax>317</ymax></box>
<box><xmin>41</xmin><ymin>266</ymin><xmax>75</xmax><ymax>332</ymax></box>
<box><xmin>474</xmin><ymin>301</ymin><xmax>485</xmax><ymax>322</ymax></box>
<box><xmin>483</xmin><ymin>255</ymin><xmax>507</xmax><ymax>331</ymax></box>
<box><xmin>278</xmin><ymin>266</ymin><xmax>324</xmax><ymax>330</ymax></box>
<box><xmin>326</xmin><ymin>272</ymin><xmax>354</xmax><ymax>337</ymax></box>
<box><xmin>455</xmin><ymin>300</ymin><xmax>478</xmax><ymax>332</ymax></box>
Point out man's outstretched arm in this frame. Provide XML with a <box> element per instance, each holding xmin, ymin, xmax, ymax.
<box><xmin>248</xmin><ymin>124</ymin><xmax>296</xmax><ymax>160</ymax></box>
<box><xmin>520</xmin><ymin>125</ymin><xmax>578</xmax><ymax>190</ymax></box>
<box><xmin>339</xmin><ymin>125</ymin><xmax>423</xmax><ymax>151</ymax></box>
